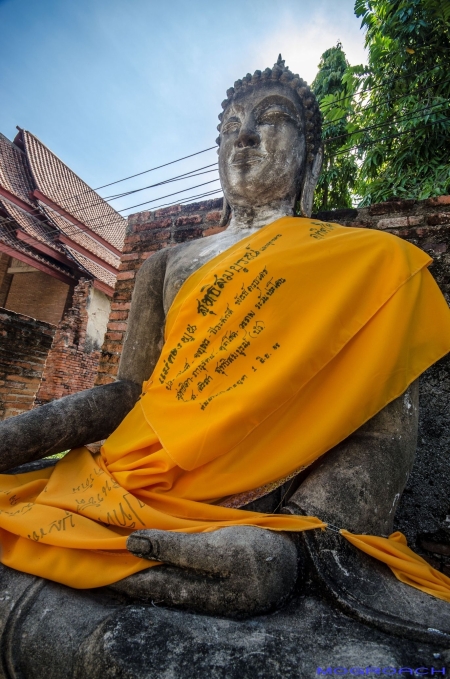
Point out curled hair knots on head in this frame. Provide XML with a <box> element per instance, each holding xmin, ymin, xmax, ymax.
<box><xmin>216</xmin><ymin>55</ymin><xmax>322</xmax><ymax>164</ymax></box>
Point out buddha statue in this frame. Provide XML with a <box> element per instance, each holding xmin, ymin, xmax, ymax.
<box><xmin>0</xmin><ymin>56</ymin><xmax>449</xmax><ymax>650</ymax></box>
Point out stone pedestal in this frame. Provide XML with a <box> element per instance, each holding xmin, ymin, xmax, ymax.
<box><xmin>0</xmin><ymin>565</ymin><xmax>448</xmax><ymax>679</ymax></box>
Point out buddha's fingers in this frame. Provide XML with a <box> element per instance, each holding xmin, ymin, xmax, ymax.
<box><xmin>127</xmin><ymin>526</ymin><xmax>296</xmax><ymax>576</ymax></box>
<box><xmin>120</xmin><ymin>526</ymin><xmax>300</xmax><ymax>617</ymax></box>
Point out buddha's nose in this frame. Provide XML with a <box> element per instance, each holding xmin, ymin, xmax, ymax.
<box><xmin>235</xmin><ymin>126</ymin><xmax>260</xmax><ymax>149</ymax></box>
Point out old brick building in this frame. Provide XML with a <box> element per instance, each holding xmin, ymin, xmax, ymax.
<box><xmin>0</xmin><ymin>128</ymin><xmax>126</xmax><ymax>418</ymax></box>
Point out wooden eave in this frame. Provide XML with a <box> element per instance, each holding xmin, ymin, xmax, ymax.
<box><xmin>57</xmin><ymin>234</ymin><xmax>119</xmax><ymax>275</ymax></box>
<box><xmin>0</xmin><ymin>241</ymin><xmax>75</xmax><ymax>286</ymax></box>
<box><xmin>15</xmin><ymin>229</ymin><xmax>78</xmax><ymax>269</ymax></box>
<box><xmin>32</xmin><ymin>190</ymin><xmax>122</xmax><ymax>257</ymax></box>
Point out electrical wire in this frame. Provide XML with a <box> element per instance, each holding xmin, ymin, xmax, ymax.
<box><xmin>104</xmin><ymin>164</ymin><xmax>218</xmax><ymax>200</ymax></box>
<box><xmin>119</xmin><ymin>178</ymin><xmax>221</xmax><ymax>212</ymax></box>
<box><xmin>319</xmin><ymin>63</ymin><xmax>445</xmax><ymax>113</ymax></box>
<box><xmin>323</xmin><ymin>100</ymin><xmax>448</xmax><ymax>146</ymax></box>
<box><xmin>2</xmin><ymin>103</ymin><xmax>448</xmax><ymax>252</ymax></box>
<box><xmin>14</xmin><ymin>64</ymin><xmax>442</xmax><ymax>219</ymax></box>
<box><xmin>6</xmin><ymin>62</ymin><xmax>443</xmax><ymax>233</ymax></box>
<box><xmin>94</xmin><ymin>146</ymin><xmax>218</xmax><ymax>190</ymax></box>
<box><xmin>332</xmin><ymin>114</ymin><xmax>450</xmax><ymax>157</ymax></box>
<box><xmin>41</xmin><ymin>98</ymin><xmax>449</xmax><ymax>232</ymax></box>
<box><xmin>321</xmin><ymin>77</ymin><xmax>450</xmax><ymax>131</ymax></box>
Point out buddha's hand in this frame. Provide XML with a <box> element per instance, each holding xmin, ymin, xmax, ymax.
<box><xmin>112</xmin><ymin>526</ymin><xmax>299</xmax><ymax>618</ymax></box>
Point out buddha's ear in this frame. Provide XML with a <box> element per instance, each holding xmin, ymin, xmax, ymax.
<box><xmin>219</xmin><ymin>197</ymin><xmax>231</xmax><ymax>227</ymax></box>
<box><xmin>298</xmin><ymin>144</ymin><xmax>323</xmax><ymax>218</ymax></box>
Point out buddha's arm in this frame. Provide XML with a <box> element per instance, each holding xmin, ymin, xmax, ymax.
<box><xmin>116</xmin><ymin>247</ymin><xmax>169</xmax><ymax>385</ymax></box>
<box><xmin>0</xmin><ymin>250</ymin><xmax>169</xmax><ymax>472</ymax></box>
<box><xmin>286</xmin><ymin>380</ymin><xmax>420</xmax><ymax>535</ymax></box>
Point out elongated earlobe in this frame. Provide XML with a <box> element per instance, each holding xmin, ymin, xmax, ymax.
<box><xmin>219</xmin><ymin>198</ymin><xmax>231</xmax><ymax>227</ymax></box>
<box><xmin>299</xmin><ymin>145</ymin><xmax>323</xmax><ymax>218</ymax></box>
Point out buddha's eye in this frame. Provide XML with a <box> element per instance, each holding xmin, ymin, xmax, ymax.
<box><xmin>222</xmin><ymin>120</ymin><xmax>241</xmax><ymax>134</ymax></box>
<box><xmin>258</xmin><ymin>109</ymin><xmax>295</xmax><ymax>125</ymax></box>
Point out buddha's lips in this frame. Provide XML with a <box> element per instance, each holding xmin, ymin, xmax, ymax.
<box><xmin>231</xmin><ymin>151</ymin><xmax>267</xmax><ymax>166</ymax></box>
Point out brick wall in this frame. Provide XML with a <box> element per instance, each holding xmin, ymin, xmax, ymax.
<box><xmin>35</xmin><ymin>279</ymin><xmax>103</xmax><ymax>405</ymax></box>
<box><xmin>96</xmin><ymin>197</ymin><xmax>224</xmax><ymax>385</ymax></box>
<box><xmin>4</xmin><ymin>260</ymin><xmax>71</xmax><ymax>325</ymax></box>
<box><xmin>96</xmin><ymin>195</ymin><xmax>450</xmax><ymax>384</ymax></box>
<box><xmin>0</xmin><ymin>308</ymin><xmax>55</xmax><ymax>419</ymax></box>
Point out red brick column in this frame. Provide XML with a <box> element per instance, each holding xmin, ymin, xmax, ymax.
<box><xmin>36</xmin><ymin>279</ymin><xmax>102</xmax><ymax>404</ymax></box>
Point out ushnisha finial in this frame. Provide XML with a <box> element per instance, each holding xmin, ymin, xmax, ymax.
<box><xmin>276</xmin><ymin>54</ymin><xmax>286</xmax><ymax>69</ymax></box>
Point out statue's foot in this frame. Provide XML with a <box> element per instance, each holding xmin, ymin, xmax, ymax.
<box><xmin>109</xmin><ymin>526</ymin><xmax>301</xmax><ymax>618</ymax></box>
<box><xmin>291</xmin><ymin>521</ymin><xmax>450</xmax><ymax>644</ymax></box>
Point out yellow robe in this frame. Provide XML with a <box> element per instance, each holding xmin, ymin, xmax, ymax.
<box><xmin>1</xmin><ymin>217</ymin><xmax>450</xmax><ymax>601</ymax></box>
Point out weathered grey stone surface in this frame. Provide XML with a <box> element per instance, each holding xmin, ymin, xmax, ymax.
<box><xmin>0</xmin><ymin>54</ymin><xmax>449</xmax><ymax>675</ymax></box>
<box><xmin>396</xmin><ymin>356</ymin><xmax>450</xmax><ymax>563</ymax></box>
<box><xmin>0</xmin><ymin>561</ymin><xmax>448</xmax><ymax>679</ymax></box>
<box><xmin>0</xmin><ymin>379</ymin><xmax>140</xmax><ymax>471</ymax></box>
<box><xmin>117</xmin><ymin>527</ymin><xmax>299</xmax><ymax>618</ymax></box>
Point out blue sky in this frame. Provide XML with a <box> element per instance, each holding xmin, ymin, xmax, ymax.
<box><xmin>0</xmin><ymin>0</ymin><xmax>367</xmax><ymax>214</ymax></box>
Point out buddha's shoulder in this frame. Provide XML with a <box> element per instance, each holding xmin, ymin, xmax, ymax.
<box><xmin>325</xmin><ymin>220</ymin><xmax>420</xmax><ymax>250</ymax></box>
<box><xmin>328</xmin><ymin>221</ymin><xmax>432</xmax><ymax>269</ymax></box>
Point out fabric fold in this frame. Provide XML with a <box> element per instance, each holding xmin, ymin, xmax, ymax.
<box><xmin>0</xmin><ymin>216</ymin><xmax>448</xmax><ymax>597</ymax></box>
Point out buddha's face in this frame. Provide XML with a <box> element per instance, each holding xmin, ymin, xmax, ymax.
<box><xmin>218</xmin><ymin>82</ymin><xmax>306</xmax><ymax>210</ymax></box>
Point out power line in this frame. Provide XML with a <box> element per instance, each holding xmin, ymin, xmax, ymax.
<box><xmin>324</xmin><ymin>100</ymin><xmax>448</xmax><ymax>146</ymax></box>
<box><xmin>104</xmin><ymin>164</ymin><xmax>218</xmax><ymax>200</ymax></box>
<box><xmin>49</xmin><ymin>99</ymin><xmax>450</xmax><ymax>230</ymax></box>
<box><xmin>148</xmin><ymin>189</ymin><xmax>223</xmax><ymax>212</ymax></box>
<box><xmin>1</xmin><ymin>106</ymin><xmax>448</xmax><ymax>248</ymax></box>
<box><xmin>11</xmin><ymin>65</ymin><xmax>442</xmax><ymax>230</ymax></box>
<box><xmin>321</xmin><ymin>77</ymin><xmax>450</xmax><ymax>131</ymax></box>
<box><xmin>333</xmin><ymin>114</ymin><xmax>450</xmax><ymax>156</ymax></box>
<box><xmin>34</xmin><ymin>95</ymin><xmax>449</xmax><ymax>231</ymax></box>
<box><xmin>119</xmin><ymin>178</ymin><xmax>221</xmax><ymax>213</ymax></box>
<box><xmin>5</xmin><ymin>64</ymin><xmax>442</xmax><ymax>233</ymax></box>
<box><xmin>94</xmin><ymin>146</ymin><xmax>218</xmax><ymax>190</ymax></box>
<box><xmin>319</xmin><ymin>63</ymin><xmax>444</xmax><ymax>113</ymax></box>
<box><xmin>24</xmin><ymin>162</ymin><xmax>220</xmax><ymax>234</ymax></box>
<box><xmin>1</xmin><ymin>113</ymin><xmax>448</xmax><ymax>251</ymax></box>
<box><xmin>0</xmin><ymin>161</ymin><xmax>220</xmax><ymax>245</ymax></box>
<box><xmin>12</xmin><ymin>65</ymin><xmax>439</xmax><ymax>222</ymax></box>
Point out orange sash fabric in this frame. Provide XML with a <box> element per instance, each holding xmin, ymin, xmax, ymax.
<box><xmin>0</xmin><ymin>217</ymin><xmax>450</xmax><ymax>600</ymax></box>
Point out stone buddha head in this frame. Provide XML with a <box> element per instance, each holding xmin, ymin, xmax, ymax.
<box><xmin>217</xmin><ymin>55</ymin><xmax>323</xmax><ymax>226</ymax></box>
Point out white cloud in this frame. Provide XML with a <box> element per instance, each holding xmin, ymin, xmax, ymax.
<box><xmin>250</xmin><ymin>6</ymin><xmax>367</xmax><ymax>86</ymax></box>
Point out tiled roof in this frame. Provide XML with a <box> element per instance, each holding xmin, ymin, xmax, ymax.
<box><xmin>0</xmin><ymin>216</ymin><xmax>77</xmax><ymax>281</ymax></box>
<box><xmin>0</xmin><ymin>137</ymin><xmax>67</xmax><ymax>256</ymax></box>
<box><xmin>0</xmin><ymin>130</ymin><xmax>121</xmax><ymax>294</ymax></box>
<box><xmin>22</xmin><ymin>130</ymin><xmax>126</xmax><ymax>251</ymax></box>
<box><xmin>42</xmin><ymin>205</ymin><xmax>120</xmax><ymax>269</ymax></box>
<box><xmin>0</xmin><ymin>200</ymin><xmax>67</xmax><ymax>255</ymax></box>
<box><xmin>65</xmin><ymin>247</ymin><xmax>116</xmax><ymax>289</ymax></box>
<box><xmin>0</xmin><ymin>133</ymin><xmax>35</xmax><ymax>207</ymax></box>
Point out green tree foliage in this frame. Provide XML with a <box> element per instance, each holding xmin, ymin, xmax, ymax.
<box><xmin>351</xmin><ymin>0</ymin><xmax>450</xmax><ymax>204</ymax></box>
<box><xmin>311</xmin><ymin>43</ymin><xmax>358</xmax><ymax>212</ymax></box>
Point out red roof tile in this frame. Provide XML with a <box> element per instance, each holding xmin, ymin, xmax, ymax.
<box><xmin>0</xmin><ymin>217</ymin><xmax>77</xmax><ymax>281</ymax></box>
<box><xmin>65</xmin><ymin>247</ymin><xmax>117</xmax><ymax>289</ymax></box>
<box><xmin>0</xmin><ymin>134</ymin><xmax>35</xmax><ymax>207</ymax></box>
<box><xmin>0</xmin><ymin>130</ymin><xmax>120</xmax><ymax>292</ymax></box>
<box><xmin>22</xmin><ymin>130</ymin><xmax>125</xmax><ymax>251</ymax></box>
<box><xmin>42</xmin><ymin>205</ymin><xmax>120</xmax><ymax>269</ymax></box>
